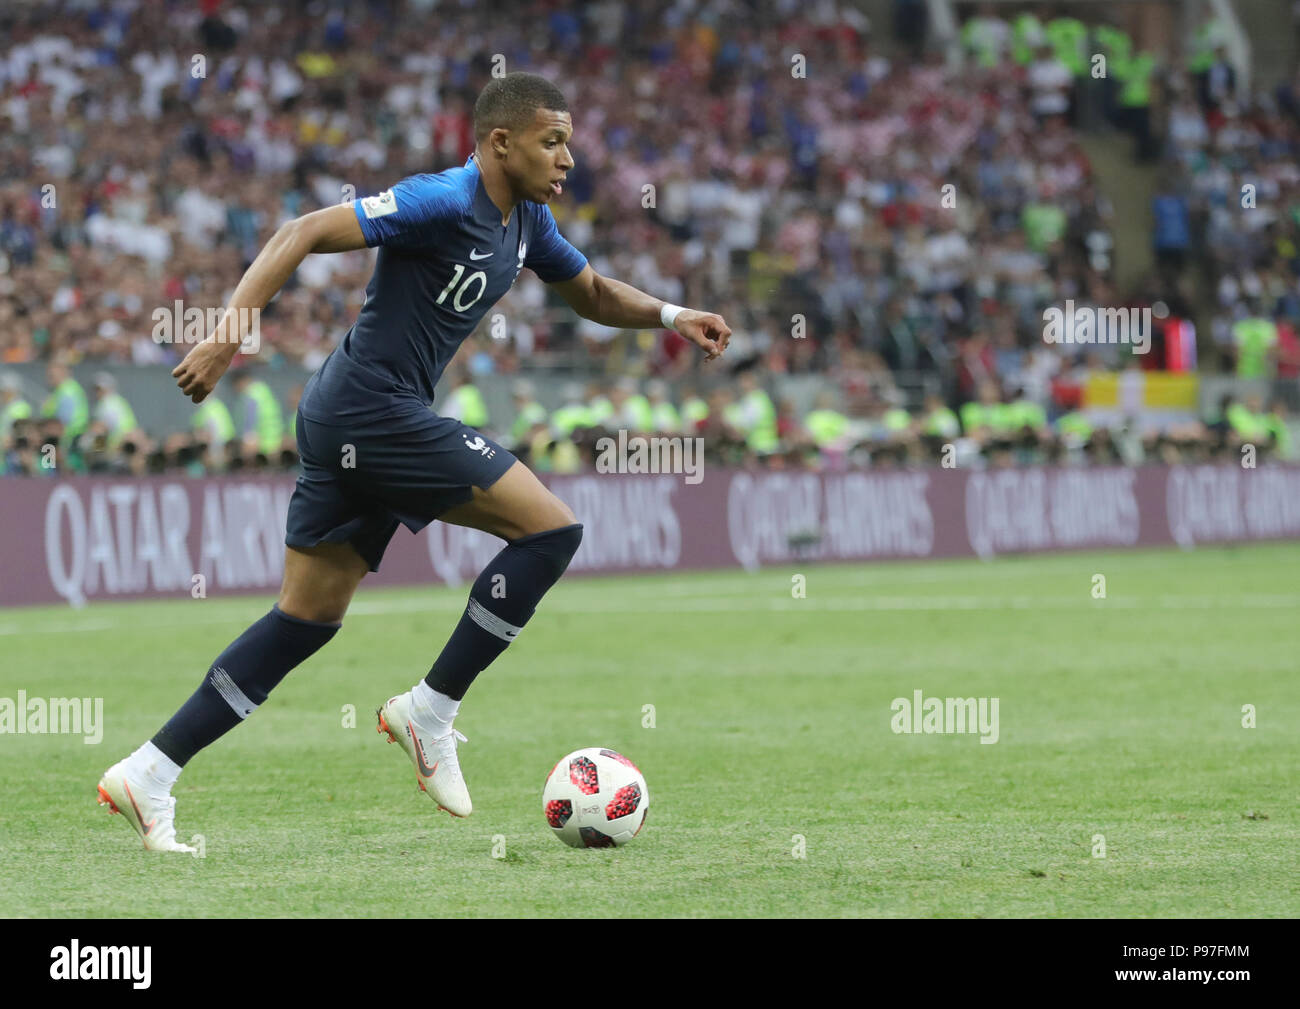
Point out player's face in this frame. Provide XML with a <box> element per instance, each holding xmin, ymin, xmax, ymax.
<box><xmin>512</xmin><ymin>108</ymin><xmax>574</xmax><ymax>204</ymax></box>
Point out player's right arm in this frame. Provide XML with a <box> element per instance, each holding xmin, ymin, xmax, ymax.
<box><xmin>172</xmin><ymin>204</ymin><xmax>367</xmax><ymax>403</ymax></box>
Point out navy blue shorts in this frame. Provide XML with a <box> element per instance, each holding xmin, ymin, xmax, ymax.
<box><xmin>285</xmin><ymin>407</ymin><xmax>516</xmax><ymax>572</ymax></box>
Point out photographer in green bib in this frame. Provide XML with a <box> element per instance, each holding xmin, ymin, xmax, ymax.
<box><xmin>41</xmin><ymin>359</ymin><xmax>88</xmax><ymax>448</ymax></box>
<box><xmin>231</xmin><ymin>370</ymin><xmax>284</xmax><ymax>463</ymax></box>
<box><xmin>90</xmin><ymin>372</ymin><xmax>139</xmax><ymax>450</ymax></box>
<box><xmin>0</xmin><ymin>372</ymin><xmax>33</xmax><ymax>446</ymax></box>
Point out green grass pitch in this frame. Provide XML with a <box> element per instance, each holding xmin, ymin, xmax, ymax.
<box><xmin>1</xmin><ymin>543</ymin><xmax>1296</xmax><ymax>918</ymax></box>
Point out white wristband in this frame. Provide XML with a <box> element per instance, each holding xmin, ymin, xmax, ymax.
<box><xmin>659</xmin><ymin>303</ymin><xmax>685</xmax><ymax>331</ymax></box>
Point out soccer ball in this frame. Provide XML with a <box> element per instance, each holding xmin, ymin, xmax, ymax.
<box><xmin>542</xmin><ymin>747</ymin><xmax>649</xmax><ymax>848</ymax></box>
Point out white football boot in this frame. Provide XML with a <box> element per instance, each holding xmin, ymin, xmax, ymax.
<box><xmin>376</xmin><ymin>692</ymin><xmax>472</xmax><ymax>817</ymax></box>
<box><xmin>97</xmin><ymin>758</ymin><xmax>196</xmax><ymax>853</ymax></box>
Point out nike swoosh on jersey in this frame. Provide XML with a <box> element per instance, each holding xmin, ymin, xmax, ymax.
<box><xmin>469</xmin><ymin>248</ymin><xmax>493</xmax><ymax>260</ymax></box>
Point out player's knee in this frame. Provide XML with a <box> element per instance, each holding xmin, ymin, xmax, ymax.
<box><xmin>549</xmin><ymin>521</ymin><xmax>583</xmax><ymax>578</ymax></box>
<box><xmin>509</xmin><ymin>521</ymin><xmax>583</xmax><ymax>581</ymax></box>
<box><xmin>550</xmin><ymin>495</ymin><xmax>578</xmax><ymax>529</ymax></box>
<box><xmin>513</xmin><ymin>492</ymin><xmax>577</xmax><ymax>539</ymax></box>
<box><xmin>277</xmin><ymin>575</ymin><xmax>353</xmax><ymax>624</ymax></box>
<box><xmin>278</xmin><ymin>544</ymin><xmax>366</xmax><ymax>622</ymax></box>
<box><xmin>277</xmin><ymin>592</ymin><xmax>348</xmax><ymax>625</ymax></box>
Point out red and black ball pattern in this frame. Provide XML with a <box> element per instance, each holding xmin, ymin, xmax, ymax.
<box><xmin>545</xmin><ymin>799</ymin><xmax>572</xmax><ymax>828</ymax></box>
<box><xmin>579</xmin><ymin>826</ymin><xmax>616</xmax><ymax>848</ymax></box>
<box><xmin>569</xmin><ymin>756</ymin><xmax>599</xmax><ymax>795</ymax></box>
<box><xmin>605</xmin><ymin>782</ymin><xmax>642</xmax><ymax>820</ymax></box>
<box><xmin>600</xmin><ymin>749</ymin><xmax>640</xmax><ymax>773</ymax></box>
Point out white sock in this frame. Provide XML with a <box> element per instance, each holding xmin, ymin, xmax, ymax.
<box><xmin>130</xmin><ymin>741</ymin><xmax>182</xmax><ymax>790</ymax></box>
<box><xmin>411</xmin><ymin>680</ymin><xmax>460</xmax><ymax>733</ymax></box>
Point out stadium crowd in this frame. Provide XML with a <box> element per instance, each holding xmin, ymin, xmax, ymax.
<box><xmin>0</xmin><ymin>0</ymin><xmax>1296</xmax><ymax>479</ymax></box>
<box><xmin>1151</xmin><ymin>19</ymin><xmax>1300</xmax><ymax>393</ymax></box>
<box><xmin>2</xmin><ymin>352</ymin><xmax>1291</xmax><ymax>477</ymax></box>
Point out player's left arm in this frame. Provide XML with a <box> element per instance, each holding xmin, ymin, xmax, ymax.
<box><xmin>552</xmin><ymin>265</ymin><xmax>731</xmax><ymax>361</ymax></box>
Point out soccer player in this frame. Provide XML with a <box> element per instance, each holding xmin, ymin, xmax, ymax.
<box><xmin>97</xmin><ymin>73</ymin><xmax>731</xmax><ymax>851</ymax></box>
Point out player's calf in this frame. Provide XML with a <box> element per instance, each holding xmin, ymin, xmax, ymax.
<box><xmin>149</xmin><ymin>605</ymin><xmax>341</xmax><ymax>767</ymax></box>
<box><xmin>98</xmin><ymin>602</ymin><xmax>341</xmax><ymax>850</ymax></box>
<box><xmin>423</xmin><ymin>521</ymin><xmax>583</xmax><ymax>702</ymax></box>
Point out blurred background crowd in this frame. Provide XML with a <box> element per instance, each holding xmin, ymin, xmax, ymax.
<box><xmin>1</xmin><ymin>0</ymin><xmax>1298</xmax><ymax>478</ymax></box>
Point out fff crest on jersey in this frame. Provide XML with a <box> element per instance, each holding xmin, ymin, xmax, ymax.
<box><xmin>360</xmin><ymin>190</ymin><xmax>397</xmax><ymax>219</ymax></box>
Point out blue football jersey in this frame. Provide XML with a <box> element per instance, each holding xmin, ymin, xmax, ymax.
<box><xmin>299</xmin><ymin>155</ymin><xmax>587</xmax><ymax>424</ymax></box>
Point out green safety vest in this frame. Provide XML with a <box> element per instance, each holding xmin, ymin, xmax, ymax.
<box><xmin>883</xmin><ymin>408</ymin><xmax>911</xmax><ymax>432</ymax></box>
<box><xmin>1056</xmin><ymin>411</ymin><xmax>1093</xmax><ymax>439</ymax></box>
<box><xmin>682</xmin><ymin>397</ymin><xmax>709</xmax><ymax>429</ymax></box>
<box><xmin>1188</xmin><ymin>20</ymin><xmax>1222</xmax><ymax>73</ymax></box>
<box><xmin>94</xmin><ymin>392</ymin><xmax>138</xmax><ymax>447</ymax></box>
<box><xmin>1</xmin><ymin>398</ymin><xmax>32</xmax><ymax>440</ymax></box>
<box><xmin>588</xmin><ymin>396</ymin><xmax>614</xmax><ymax>427</ymax></box>
<box><xmin>650</xmin><ymin>401</ymin><xmax>682</xmax><ymax>433</ymax></box>
<box><xmin>805</xmin><ymin>408</ymin><xmax>849</xmax><ymax>447</ymax></box>
<box><xmin>738</xmin><ymin>388</ymin><xmax>778</xmax><ymax>452</ymax></box>
<box><xmin>1264</xmin><ymin>413</ymin><xmax>1293</xmax><ymax>458</ymax></box>
<box><xmin>551</xmin><ymin>439</ymin><xmax>581</xmax><ymax>472</ymax></box>
<box><xmin>510</xmin><ymin>401</ymin><xmax>548</xmax><ymax>443</ymax></box>
<box><xmin>1008</xmin><ymin>399</ymin><xmax>1046</xmax><ymax>431</ymax></box>
<box><xmin>961</xmin><ymin>402</ymin><xmax>1014</xmax><ymax>434</ymax></box>
<box><xmin>1022</xmin><ymin>203</ymin><xmax>1067</xmax><ymax>253</ymax></box>
<box><xmin>1232</xmin><ymin>318</ymin><xmax>1277</xmax><ymax>378</ymax></box>
<box><xmin>1012</xmin><ymin>13</ymin><xmax>1045</xmax><ymax>65</ymax></box>
<box><xmin>1046</xmin><ymin>17</ymin><xmax>1088</xmax><ymax>76</ymax></box>
<box><xmin>41</xmin><ymin>378</ymin><xmax>89</xmax><ymax>443</ymax></box>
<box><xmin>1094</xmin><ymin>25</ymin><xmax>1132</xmax><ymax>67</ymax></box>
<box><xmin>923</xmin><ymin>406</ymin><xmax>960</xmax><ymax>438</ymax></box>
<box><xmin>240</xmin><ymin>381</ymin><xmax>284</xmax><ymax>454</ymax></box>
<box><xmin>444</xmin><ymin>384</ymin><xmax>489</xmax><ymax>428</ymax></box>
<box><xmin>620</xmin><ymin>394</ymin><xmax>653</xmax><ymax>432</ymax></box>
<box><xmin>552</xmin><ymin>404</ymin><xmax>594</xmax><ymax>436</ymax></box>
<box><xmin>193</xmin><ymin>396</ymin><xmax>236</xmax><ymax>446</ymax></box>
<box><xmin>530</xmin><ymin>427</ymin><xmax>581</xmax><ymax>473</ymax></box>
<box><xmin>962</xmin><ymin>19</ymin><xmax>1003</xmax><ymax>68</ymax></box>
<box><xmin>1226</xmin><ymin>403</ymin><xmax>1271</xmax><ymax>442</ymax></box>
<box><xmin>1117</xmin><ymin>52</ymin><xmax>1155</xmax><ymax>107</ymax></box>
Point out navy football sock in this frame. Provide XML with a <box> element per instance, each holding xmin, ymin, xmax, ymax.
<box><xmin>425</xmin><ymin>523</ymin><xmax>583</xmax><ymax>700</ymax></box>
<box><xmin>151</xmin><ymin>605</ymin><xmax>340</xmax><ymax>766</ymax></box>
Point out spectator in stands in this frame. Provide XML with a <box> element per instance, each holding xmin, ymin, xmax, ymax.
<box><xmin>440</xmin><ymin>366</ymin><xmax>490</xmax><ymax>431</ymax></box>
<box><xmin>646</xmin><ymin>379</ymin><xmax>682</xmax><ymax>434</ymax></box>
<box><xmin>1196</xmin><ymin>45</ymin><xmax>1237</xmax><ymax>113</ymax></box>
<box><xmin>40</xmin><ymin>360</ymin><xmax>88</xmax><ymax>449</ymax></box>
<box><xmin>507</xmin><ymin>379</ymin><xmax>547</xmax><ymax>450</ymax></box>
<box><xmin>0</xmin><ymin>372</ymin><xmax>33</xmax><ymax>444</ymax></box>
<box><xmin>1231</xmin><ymin>310</ymin><xmax>1278</xmax><ymax>379</ymax></box>
<box><xmin>230</xmin><ymin>371</ymin><xmax>283</xmax><ymax>460</ymax></box>
<box><xmin>89</xmin><ymin>372</ymin><xmax>138</xmax><ymax>449</ymax></box>
<box><xmin>1026</xmin><ymin>42</ymin><xmax>1074</xmax><ymax>124</ymax></box>
<box><xmin>1152</xmin><ymin>188</ymin><xmax>1192</xmax><ymax>284</ymax></box>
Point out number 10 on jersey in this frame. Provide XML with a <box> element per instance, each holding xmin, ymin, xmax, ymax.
<box><xmin>436</xmin><ymin>264</ymin><xmax>488</xmax><ymax>312</ymax></box>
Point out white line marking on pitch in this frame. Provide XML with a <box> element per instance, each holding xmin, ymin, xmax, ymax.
<box><xmin>3</xmin><ymin>593</ymin><xmax>1298</xmax><ymax>637</ymax></box>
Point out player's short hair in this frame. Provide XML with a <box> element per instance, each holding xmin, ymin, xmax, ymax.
<box><xmin>473</xmin><ymin>72</ymin><xmax>568</xmax><ymax>144</ymax></box>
